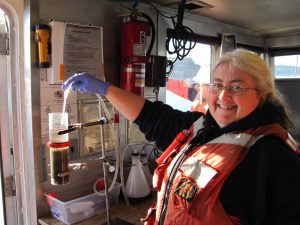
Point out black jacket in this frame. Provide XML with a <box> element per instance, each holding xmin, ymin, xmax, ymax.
<box><xmin>134</xmin><ymin>100</ymin><xmax>300</xmax><ymax>225</ymax></box>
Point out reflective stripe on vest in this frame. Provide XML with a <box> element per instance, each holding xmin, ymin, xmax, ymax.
<box><xmin>191</xmin><ymin>116</ymin><xmax>205</xmax><ymax>138</ymax></box>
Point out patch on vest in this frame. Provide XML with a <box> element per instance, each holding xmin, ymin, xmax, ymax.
<box><xmin>175</xmin><ymin>178</ymin><xmax>198</xmax><ymax>202</ymax></box>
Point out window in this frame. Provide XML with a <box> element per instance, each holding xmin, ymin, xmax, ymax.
<box><xmin>274</xmin><ymin>54</ymin><xmax>300</xmax><ymax>78</ymax></box>
<box><xmin>0</xmin><ymin>7</ymin><xmax>18</xmax><ymax>225</ymax></box>
<box><xmin>166</xmin><ymin>43</ymin><xmax>211</xmax><ymax>112</ymax></box>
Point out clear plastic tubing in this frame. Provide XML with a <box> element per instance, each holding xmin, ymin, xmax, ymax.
<box><xmin>62</xmin><ymin>85</ymin><xmax>71</xmax><ymax>114</ymax></box>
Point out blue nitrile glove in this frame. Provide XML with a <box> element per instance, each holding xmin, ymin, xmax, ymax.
<box><xmin>61</xmin><ymin>72</ymin><xmax>110</xmax><ymax>96</ymax></box>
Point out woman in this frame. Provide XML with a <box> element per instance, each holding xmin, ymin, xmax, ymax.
<box><xmin>62</xmin><ymin>49</ymin><xmax>300</xmax><ymax>225</ymax></box>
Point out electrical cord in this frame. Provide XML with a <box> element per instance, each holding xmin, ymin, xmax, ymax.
<box><xmin>166</xmin><ymin>25</ymin><xmax>196</xmax><ymax>61</ymax></box>
<box><xmin>139</xmin><ymin>1</ymin><xmax>196</xmax><ymax>77</ymax></box>
<box><xmin>166</xmin><ymin>0</ymin><xmax>196</xmax><ymax>76</ymax></box>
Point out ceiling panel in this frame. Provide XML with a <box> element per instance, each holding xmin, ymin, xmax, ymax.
<box><xmin>152</xmin><ymin>0</ymin><xmax>300</xmax><ymax>37</ymax></box>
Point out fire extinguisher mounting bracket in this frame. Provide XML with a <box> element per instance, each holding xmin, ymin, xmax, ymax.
<box><xmin>123</xmin><ymin>56</ymin><xmax>152</xmax><ymax>64</ymax></box>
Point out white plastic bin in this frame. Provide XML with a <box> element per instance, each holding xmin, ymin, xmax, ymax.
<box><xmin>45</xmin><ymin>183</ymin><xmax>121</xmax><ymax>224</ymax></box>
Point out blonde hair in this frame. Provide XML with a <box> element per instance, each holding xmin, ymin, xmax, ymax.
<box><xmin>213</xmin><ymin>49</ymin><xmax>293</xmax><ymax>129</ymax></box>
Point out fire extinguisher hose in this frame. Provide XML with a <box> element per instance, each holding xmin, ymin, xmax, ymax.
<box><xmin>141</xmin><ymin>13</ymin><xmax>155</xmax><ymax>56</ymax></box>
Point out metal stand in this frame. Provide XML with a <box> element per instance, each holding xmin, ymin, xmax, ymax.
<box><xmin>102</xmin><ymin>159</ymin><xmax>111</xmax><ymax>224</ymax></box>
<box><xmin>99</xmin><ymin>111</ymin><xmax>111</xmax><ymax>225</ymax></box>
<box><xmin>57</xmin><ymin>116</ymin><xmax>113</xmax><ymax>224</ymax></box>
<box><xmin>57</xmin><ymin>116</ymin><xmax>134</xmax><ymax>225</ymax></box>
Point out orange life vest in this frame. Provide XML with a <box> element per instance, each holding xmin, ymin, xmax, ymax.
<box><xmin>142</xmin><ymin>120</ymin><xmax>299</xmax><ymax>225</ymax></box>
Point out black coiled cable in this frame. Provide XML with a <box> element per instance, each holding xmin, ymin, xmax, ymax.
<box><xmin>165</xmin><ymin>0</ymin><xmax>196</xmax><ymax>75</ymax></box>
<box><xmin>166</xmin><ymin>25</ymin><xmax>196</xmax><ymax>62</ymax></box>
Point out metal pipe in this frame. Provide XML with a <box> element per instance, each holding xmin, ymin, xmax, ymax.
<box><xmin>57</xmin><ymin>117</ymin><xmax>112</xmax><ymax>135</ymax></box>
<box><xmin>57</xmin><ymin>156</ymin><xmax>112</xmax><ymax>177</ymax></box>
<box><xmin>98</xmin><ymin>102</ymin><xmax>111</xmax><ymax>225</ymax></box>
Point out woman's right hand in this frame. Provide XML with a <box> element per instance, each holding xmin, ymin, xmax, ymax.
<box><xmin>61</xmin><ymin>72</ymin><xmax>110</xmax><ymax>96</ymax></box>
<box><xmin>62</xmin><ymin>72</ymin><xmax>145</xmax><ymax>121</ymax></box>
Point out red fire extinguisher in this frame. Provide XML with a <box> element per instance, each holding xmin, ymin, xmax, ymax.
<box><xmin>120</xmin><ymin>12</ymin><xmax>155</xmax><ymax>96</ymax></box>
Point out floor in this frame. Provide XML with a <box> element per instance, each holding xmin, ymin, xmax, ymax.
<box><xmin>39</xmin><ymin>193</ymin><xmax>155</xmax><ymax>225</ymax></box>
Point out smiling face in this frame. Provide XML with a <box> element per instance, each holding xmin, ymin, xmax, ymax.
<box><xmin>208</xmin><ymin>63</ymin><xmax>265</xmax><ymax>127</ymax></box>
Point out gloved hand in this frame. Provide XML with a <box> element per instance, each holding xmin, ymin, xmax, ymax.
<box><xmin>61</xmin><ymin>72</ymin><xmax>110</xmax><ymax>95</ymax></box>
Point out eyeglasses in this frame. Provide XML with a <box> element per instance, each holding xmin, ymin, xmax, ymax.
<box><xmin>205</xmin><ymin>83</ymin><xmax>259</xmax><ymax>96</ymax></box>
